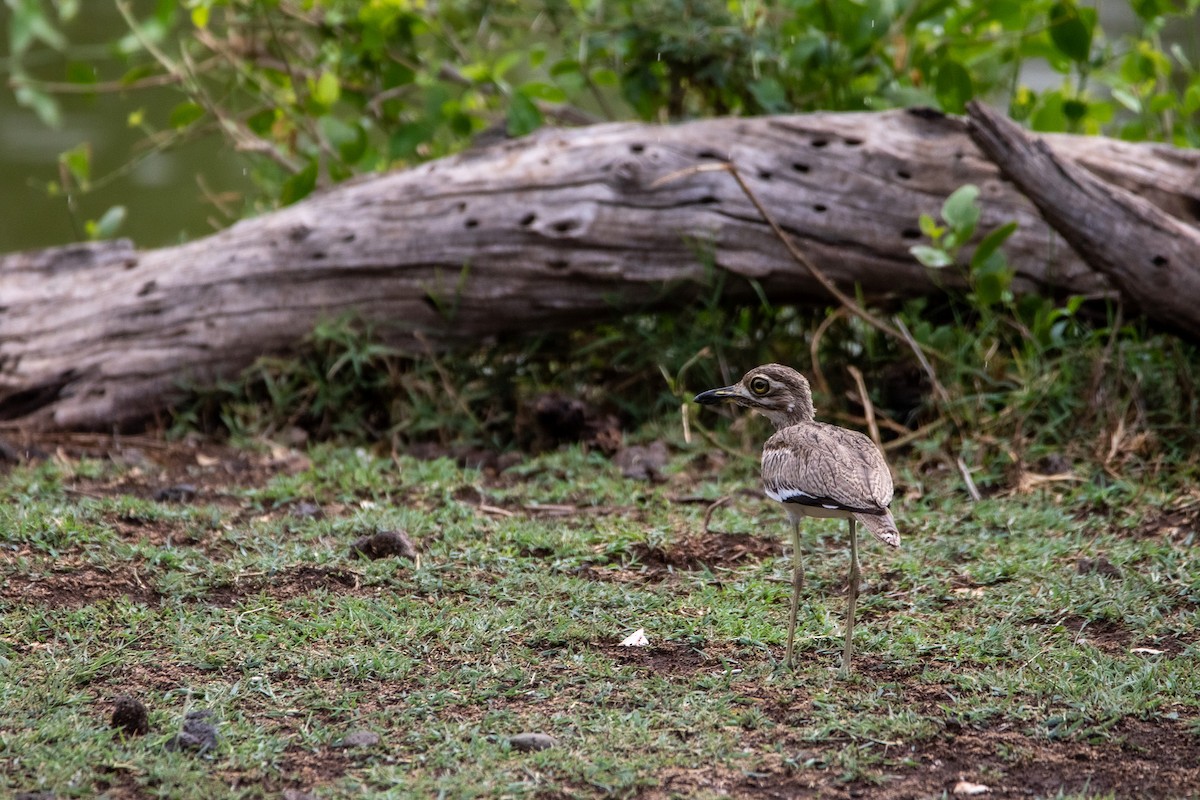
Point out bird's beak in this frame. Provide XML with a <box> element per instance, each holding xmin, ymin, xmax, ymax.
<box><xmin>693</xmin><ymin>385</ymin><xmax>744</xmax><ymax>406</ymax></box>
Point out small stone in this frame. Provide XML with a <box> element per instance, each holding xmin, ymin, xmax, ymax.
<box><xmin>291</xmin><ymin>501</ymin><xmax>323</xmax><ymax>519</ymax></box>
<box><xmin>349</xmin><ymin>530</ymin><xmax>418</xmax><ymax>561</ymax></box>
<box><xmin>613</xmin><ymin>441</ymin><xmax>670</xmax><ymax>482</ymax></box>
<box><xmin>1077</xmin><ymin>556</ymin><xmax>1120</xmax><ymax>578</ymax></box>
<box><xmin>110</xmin><ymin>694</ymin><xmax>149</xmax><ymax>737</ymax></box>
<box><xmin>509</xmin><ymin>732</ymin><xmax>556</xmax><ymax>752</ymax></box>
<box><xmin>282</xmin><ymin>791</ymin><xmax>317</xmax><ymax>800</ymax></box>
<box><xmin>153</xmin><ymin>484</ymin><xmax>198</xmax><ymax>503</ymax></box>
<box><xmin>165</xmin><ymin>709</ymin><xmax>219</xmax><ymax>755</ymax></box>
<box><xmin>340</xmin><ymin>730</ymin><xmax>381</xmax><ymax>748</ymax></box>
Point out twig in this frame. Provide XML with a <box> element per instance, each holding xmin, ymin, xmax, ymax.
<box><xmin>956</xmin><ymin>456</ymin><xmax>983</xmax><ymax>502</ymax></box>
<box><xmin>892</xmin><ymin>315</ymin><xmax>957</xmax><ymax>423</ymax></box>
<box><xmin>847</xmin><ymin>365</ymin><xmax>882</xmax><ymax>453</ymax></box>
<box><xmin>703</xmin><ymin>495</ymin><xmax>733</xmax><ymax>534</ymax></box>
<box><xmin>653</xmin><ymin>162</ymin><xmax>946</xmax><ymax>366</ymax></box>
<box><xmin>807</xmin><ymin>306</ymin><xmax>848</xmax><ymax>402</ymax></box>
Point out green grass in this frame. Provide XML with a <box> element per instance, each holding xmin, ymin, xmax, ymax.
<box><xmin>1</xmin><ymin>435</ymin><xmax>1197</xmax><ymax>798</ymax></box>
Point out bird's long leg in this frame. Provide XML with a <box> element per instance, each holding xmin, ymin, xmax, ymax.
<box><xmin>841</xmin><ymin>517</ymin><xmax>861</xmax><ymax>674</ymax></box>
<box><xmin>786</xmin><ymin>518</ymin><xmax>805</xmax><ymax>668</ymax></box>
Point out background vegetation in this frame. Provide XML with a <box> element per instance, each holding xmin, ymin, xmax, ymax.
<box><xmin>6</xmin><ymin>0</ymin><xmax>1200</xmax><ymax>476</ymax></box>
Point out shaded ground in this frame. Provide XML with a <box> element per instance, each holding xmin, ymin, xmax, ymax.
<box><xmin>1</xmin><ymin>434</ymin><xmax>1197</xmax><ymax>799</ymax></box>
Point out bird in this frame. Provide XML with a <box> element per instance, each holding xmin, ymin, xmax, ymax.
<box><xmin>694</xmin><ymin>363</ymin><xmax>899</xmax><ymax>673</ymax></box>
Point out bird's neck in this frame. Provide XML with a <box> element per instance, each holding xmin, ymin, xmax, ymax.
<box><xmin>762</xmin><ymin>397</ymin><xmax>815</xmax><ymax>430</ymax></box>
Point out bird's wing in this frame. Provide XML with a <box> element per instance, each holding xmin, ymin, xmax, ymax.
<box><xmin>761</xmin><ymin>423</ymin><xmax>893</xmax><ymax>514</ymax></box>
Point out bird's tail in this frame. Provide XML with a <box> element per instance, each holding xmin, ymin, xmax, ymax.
<box><xmin>854</xmin><ymin>510</ymin><xmax>900</xmax><ymax>548</ymax></box>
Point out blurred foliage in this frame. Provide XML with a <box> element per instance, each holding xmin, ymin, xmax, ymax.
<box><xmin>7</xmin><ymin>0</ymin><xmax>1200</xmax><ymax>210</ymax></box>
<box><xmin>10</xmin><ymin>0</ymin><xmax>1200</xmax><ymax>486</ymax></box>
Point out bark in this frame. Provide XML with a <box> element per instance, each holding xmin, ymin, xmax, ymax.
<box><xmin>966</xmin><ymin>101</ymin><xmax>1200</xmax><ymax>340</ymax></box>
<box><xmin>2</xmin><ymin>108</ymin><xmax>1198</xmax><ymax>430</ymax></box>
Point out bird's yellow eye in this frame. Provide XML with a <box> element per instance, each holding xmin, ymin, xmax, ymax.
<box><xmin>749</xmin><ymin>376</ymin><xmax>770</xmax><ymax>395</ymax></box>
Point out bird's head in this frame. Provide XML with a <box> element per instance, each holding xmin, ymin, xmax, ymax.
<box><xmin>693</xmin><ymin>363</ymin><xmax>815</xmax><ymax>429</ymax></box>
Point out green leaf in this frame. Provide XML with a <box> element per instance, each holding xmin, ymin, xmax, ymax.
<box><xmin>934</xmin><ymin>60</ymin><xmax>973</xmax><ymax>114</ymax></box>
<box><xmin>1062</xmin><ymin>98</ymin><xmax>1088</xmax><ymax>122</ymax></box>
<box><xmin>506</xmin><ymin>90</ymin><xmax>542</xmax><ymax>137</ymax></box>
<box><xmin>59</xmin><ymin>142</ymin><xmax>91</xmax><ymax>187</ymax></box>
<box><xmin>910</xmin><ymin>245</ymin><xmax>954</xmax><ymax>269</ymax></box>
<box><xmin>65</xmin><ymin>61</ymin><xmax>97</xmax><ymax>86</ymax></box>
<box><xmin>320</xmin><ymin>116</ymin><xmax>368</xmax><ymax>164</ymax></box>
<box><xmin>918</xmin><ymin>213</ymin><xmax>943</xmax><ymax>240</ymax></box>
<box><xmin>191</xmin><ymin>4</ymin><xmax>210</xmax><ymax>29</ymax></box>
<box><xmin>312</xmin><ymin>71</ymin><xmax>340</xmax><ymax>108</ymax></box>
<box><xmin>1183</xmin><ymin>84</ymin><xmax>1200</xmax><ymax>115</ymax></box>
<box><xmin>86</xmin><ymin>205</ymin><xmax>127</xmax><ymax>240</ymax></box>
<box><xmin>941</xmin><ymin>185</ymin><xmax>980</xmax><ymax>236</ymax></box>
<box><xmin>389</xmin><ymin>122</ymin><xmax>431</xmax><ymax>159</ymax></box>
<box><xmin>973</xmin><ymin>270</ymin><xmax>1008</xmax><ymax>307</ymax></box>
<box><xmin>14</xmin><ymin>83</ymin><xmax>62</xmax><ymax>128</ymax></box>
<box><xmin>169</xmin><ymin>101</ymin><xmax>205</xmax><ymax>128</ymax></box>
<box><xmin>280</xmin><ymin>160</ymin><xmax>318</xmax><ymax>206</ymax></box>
<box><xmin>590</xmin><ymin>68</ymin><xmax>619</xmax><ymax>87</ymax></box>
<box><xmin>1111</xmin><ymin>88</ymin><xmax>1141</xmax><ymax>113</ymax></box>
<box><xmin>1048</xmin><ymin>2</ymin><xmax>1093</xmax><ymax>63</ymax></box>
<box><xmin>970</xmin><ymin>222</ymin><xmax>1018</xmax><ymax>270</ymax></box>
<box><xmin>519</xmin><ymin>81</ymin><xmax>567</xmax><ymax>103</ymax></box>
<box><xmin>748</xmin><ymin>77</ymin><xmax>788</xmax><ymax>113</ymax></box>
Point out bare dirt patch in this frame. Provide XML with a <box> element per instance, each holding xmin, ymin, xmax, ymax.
<box><xmin>0</xmin><ymin>563</ymin><xmax>159</xmax><ymax>608</ymax></box>
<box><xmin>639</xmin><ymin>717</ymin><xmax>1200</xmax><ymax>800</ymax></box>
<box><xmin>203</xmin><ymin>565</ymin><xmax>367</xmax><ymax>606</ymax></box>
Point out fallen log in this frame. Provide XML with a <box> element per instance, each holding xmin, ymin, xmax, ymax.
<box><xmin>966</xmin><ymin>101</ymin><xmax>1200</xmax><ymax>340</ymax></box>
<box><xmin>2</xmin><ymin>107</ymin><xmax>1198</xmax><ymax>430</ymax></box>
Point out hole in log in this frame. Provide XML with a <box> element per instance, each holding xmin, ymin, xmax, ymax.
<box><xmin>844</xmin><ymin>137</ymin><xmax>863</xmax><ymax>146</ymax></box>
<box><xmin>552</xmin><ymin>219</ymin><xmax>579</xmax><ymax>234</ymax></box>
<box><xmin>288</xmin><ymin>224</ymin><xmax>312</xmax><ymax>242</ymax></box>
<box><xmin>812</xmin><ymin>204</ymin><xmax>827</xmax><ymax>213</ymax></box>
<box><xmin>811</xmin><ymin>138</ymin><xmax>829</xmax><ymax>148</ymax></box>
<box><xmin>311</xmin><ymin>251</ymin><xmax>326</xmax><ymax>260</ymax></box>
<box><xmin>520</xmin><ymin>213</ymin><xmax>537</xmax><ymax>227</ymax></box>
<box><xmin>792</xmin><ymin>162</ymin><xmax>810</xmax><ymax>173</ymax></box>
<box><xmin>901</xmin><ymin>228</ymin><xmax>921</xmax><ymax>240</ymax></box>
<box><xmin>697</xmin><ymin>149</ymin><xmax>723</xmax><ymax>159</ymax></box>
<box><xmin>758</xmin><ymin>170</ymin><xmax>773</xmax><ymax>180</ymax></box>
<box><xmin>697</xmin><ymin>195</ymin><xmax>719</xmax><ymax>205</ymax></box>
<box><xmin>455</xmin><ymin>201</ymin><xmax>467</xmax><ymax>213</ymax></box>
<box><xmin>547</xmin><ymin>259</ymin><xmax>569</xmax><ymax>271</ymax></box>
<box><xmin>422</xmin><ymin>293</ymin><xmax>441</xmax><ymax>314</ymax></box>
<box><xmin>630</xmin><ymin>143</ymin><xmax>645</xmax><ymax>154</ymax></box>
<box><xmin>1186</xmin><ymin>195</ymin><xmax>1200</xmax><ymax>222</ymax></box>
<box><xmin>137</xmin><ymin>280</ymin><xmax>157</xmax><ymax>296</ymax></box>
<box><xmin>1152</xmin><ymin>255</ymin><xmax>1169</xmax><ymax>267</ymax></box>
<box><xmin>897</xmin><ymin>169</ymin><xmax>912</xmax><ymax>180</ymax></box>
<box><xmin>465</xmin><ymin>218</ymin><xmax>479</xmax><ymax>229</ymax></box>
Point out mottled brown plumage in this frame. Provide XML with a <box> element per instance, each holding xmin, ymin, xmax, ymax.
<box><xmin>695</xmin><ymin>363</ymin><xmax>901</xmax><ymax>673</ymax></box>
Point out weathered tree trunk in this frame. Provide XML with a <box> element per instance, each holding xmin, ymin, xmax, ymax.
<box><xmin>966</xmin><ymin>101</ymin><xmax>1200</xmax><ymax>340</ymax></box>
<box><xmin>2</xmin><ymin>108</ymin><xmax>1198</xmax><ymax>430</ymax></box>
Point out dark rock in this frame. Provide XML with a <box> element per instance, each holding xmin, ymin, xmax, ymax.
<box><xmin>153</xmin><ymin>484</ymin><xmax>198</xmax><ymax>503</ymax></box>
<box><xmin>350</xmin><ymin>530</ymin><xmax>418</xmax><ymax>561</ymax></box>
<box><xmin>1077</xmin><ymin>555</ymin><xmax>1121</xmax><ymax>578</ymax></box>
<box><xmin>613</xmin><ymin>440</ymin><xmax>670</xmax><ymax>482</ymax></box>
<box><xmin>110</xmin><ymin>694</ymin><xmax>149</xmax><ymax>737</ymax></box>
<box><xmin>290</xmin><ymin>501</ymin><xmax>323</xmax><ymax>519</ymax></box>
<box><xmin>165</xmin><ymin>709</ymin><xmax>219</xmax><ymax>754</ymax></box>
<box><xmin>340</xmin><ymin>730</ymin><xmax>381</xmax><ymax>748</ymax></box>
<box><xmin>509</xmin><ymin>732</ymin><xmax>556</xmax><ymax>752</ymax></box>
